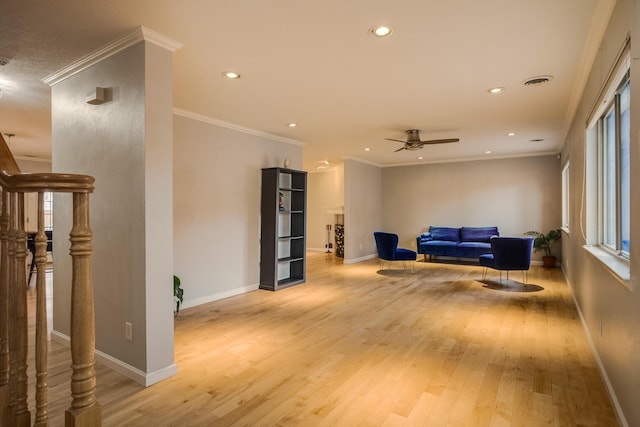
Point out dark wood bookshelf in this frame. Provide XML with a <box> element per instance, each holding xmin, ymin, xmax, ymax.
<box><xmin>259</xmin><ymin>167</ymin><xmax>307</xmax><ymax>291</ymax></box>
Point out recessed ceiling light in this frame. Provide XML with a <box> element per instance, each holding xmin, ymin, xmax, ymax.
<box><xmin>369</xmin><ymin>25</ymin><xmax>393</xmax><ymax>37</ymax></box>
<box><xmin>485</xmin><ymin>150</ymin><xmax>492</xmax><ymax>154</ymax></box>
<box><xmin>364</xmin><ymin>147</ymin><xmax>371</xmax><ymax>151</ymax></box>
<box><xmin>488</xmin><ymin>87</ymin><xmax>505</xmax><ymax>94</ymax></box>
<box><xmin>287</xmin><ymin>123</ymin><xmax>297</xmax><ymax>127</ymax></box>
<box><xmin>221</xmin><ymin>71</ymin><xmax>240</xmax><ymax>79</ymax></box>
<box><xmin>506</xmin><ymin>132</ymin><xmax>516</xmax><ymax>136</ymax></box>
<box><xmin>418</xmin><ymin>156</ymin><xmax>423</xmax><ymax>160</ymax></box>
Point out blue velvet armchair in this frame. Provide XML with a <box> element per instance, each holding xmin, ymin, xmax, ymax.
<box><xmin>374</xmin><ymin>232</ymin><xmax>417</xmax><ymax>272</ymax></box>
<box><xmin>479</xmin><ymin>237</ymin><xmax>534</xmax><ymax>284</ymax></box>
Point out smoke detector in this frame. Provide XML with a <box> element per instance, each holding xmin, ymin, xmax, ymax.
<box><xmin>523</xmin><ymin>75</ymin><xmax>553</xmax><ymax>86</ymax></box>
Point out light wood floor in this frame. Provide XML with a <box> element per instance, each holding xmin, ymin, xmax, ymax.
<box><xmin>28</xmin><ymin>253</ymin><xmax>618</xmax><ymax>426</ymax></box>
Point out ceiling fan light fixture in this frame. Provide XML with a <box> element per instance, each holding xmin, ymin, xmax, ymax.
<box><xmin>369</xmin><ymin>25</ymin><xmax>393</xmax><ymax>38</ymax></box>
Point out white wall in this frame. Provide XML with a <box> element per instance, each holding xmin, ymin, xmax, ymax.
<box><xmin>561</xmin><ymin>0</ymin><xmax>640</xmax><ymax>425</ymax></box>
<box><xmin>172</xmin><ymin>113</ymin><xmax>303</xmax><ymax>308</ymax></box>
<box><xmin>50</xmin><ymin>39</ymin><xmax>176</xmax><ymax>385</ymax></box>
<box><xmin>381</xmin><ymin>155</ymin><xmax>562</xmax><ymax>260</ymax></box>
<box><xmin>343</xmin><ymin>159</ymin><xmax>382</xmax><ymax>262</ymax></box>
<box><xmin>306</xmin><ymin>166</ymin><xmax>344</xmax><ymax>251</ymax></box>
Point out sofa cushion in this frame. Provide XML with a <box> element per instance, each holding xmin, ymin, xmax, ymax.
<box><xmin>429</xmin><ymin>226</ymin><xmax>461</xmax><ymax>242</ymax></box>
<box><xmin>460</xmin><ymin>226</ymin><xmax>499</xmax><ymax>243</ymax></box>
<box><xmin>422</xmin><ymin>240</ymin><xmax>459</xmax><ymax>257</ymax></box>
<box><xmin>456</xmin><ymin>241</ymin><xmax>492</xmax><ymax>258</ymax></box>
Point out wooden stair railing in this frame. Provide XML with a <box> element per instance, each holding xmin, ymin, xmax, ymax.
<box><xmin>0</xmin><ymin>133</ymin><xmax>101</xmax><ymax>426</ymax></box>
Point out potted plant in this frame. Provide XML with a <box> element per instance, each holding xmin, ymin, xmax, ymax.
<box><xmin>524</xmin><ymin>229</ymin><xmax>561</xmax><ymax>267</ymax></box>
<box><xmin>173</xmin><ymin>275</ymin><xmax>184</xmax><ymax>317</ymax></box>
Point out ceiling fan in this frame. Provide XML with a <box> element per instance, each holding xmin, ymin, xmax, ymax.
<box><xmin>386</xmin><ymin>129</ymin><xmax>459</xmax><ymax>152</ymax></box>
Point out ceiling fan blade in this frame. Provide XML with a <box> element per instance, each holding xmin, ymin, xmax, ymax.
<box><xmin>422</xmin><ymin>138</ymin><xmax>460</xmax><ymax>145</ymax></box>
<box><xmin>394</xmin><ymin>146</ymin><xmax>406</xmax><ymax>152</ymax></box>
<box><xmin>385</xmin><ymin>138</ymin><xmax>407</xmax><ymax>143</ymax></box>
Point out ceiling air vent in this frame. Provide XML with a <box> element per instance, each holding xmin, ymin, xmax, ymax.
<box><xmin>523</xmin><ymin>75</ymin><xmax>553</xmax><ymax>86</ymax></box>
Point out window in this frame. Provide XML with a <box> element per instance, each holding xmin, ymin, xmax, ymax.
<box><xmin>597</xmin><ymin>72</ymin><xmax>630</xmax><ymax>257</ymax></box>
<box><xmin>561</xmin><ymin>162</ymin><xmax>569</xmax><ymax>231</ymax></box>
<box><xmin>43</xmin><ymin>192</ymin><xmax>53</xmax><ymax>231</ymax></box>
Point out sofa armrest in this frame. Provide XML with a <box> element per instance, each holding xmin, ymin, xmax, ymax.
<box><xmin>416</xmin><ymin>232</ymin><xmax>432</xmax><ymax>247</ymax></box>
<box><xmin>418</xmin><ymin>232</ymin><xmax>432</xmax><ymax>242</ymax></box>
<box><xmin>416</xmin><ymin>233</ymin><xmax>431</xmax><ymax>255</ymax></box>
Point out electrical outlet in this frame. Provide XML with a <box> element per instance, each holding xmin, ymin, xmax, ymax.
<box><xmin>125</xmin><ymin>322</ymin><xmax>133</xmax><ymax>341</ymax></box>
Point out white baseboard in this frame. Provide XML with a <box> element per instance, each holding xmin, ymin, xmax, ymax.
<box><xmin>51</xmin><ymin>331</ymin><xmax>178</xmax><ymax>387</ymax></box>
<box><xmin>343</xmin><ymin>253</ymin><xmax>376</xmax><ymax>264</ymax></box>
<box><xmin>181</xmin><ymin>283</ymin><xmax>257</xmax><ymax>310</ymax></box>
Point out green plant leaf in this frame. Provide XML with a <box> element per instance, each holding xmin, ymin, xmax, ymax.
<box><xmin>173</xmin><ymin>275</ymin><xmax>184</xmax><ymax>315</ymax></box>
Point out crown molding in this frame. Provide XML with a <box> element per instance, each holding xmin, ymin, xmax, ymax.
<box><xmin>341</xmin><ymin>156</ymin><xmax>384</xmax><ymax>168</ymax></box>
<box><xmin>173</xmin><ymin>108</ymin><xmax>305</xmax><ymax>147</ymax></box>
<box><xmin>384</xmin><ymin>150</ymin><xmax>560</xmax><ymax>168</ymax></box>
<box><xmin>43</xmin><ymin>26</ymin><xmax>183</xmax><ymax>87</ymax></box>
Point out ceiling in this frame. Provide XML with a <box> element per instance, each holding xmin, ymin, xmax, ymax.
<box><xmin>0</xmin><ymin>0</ymin><xmax>615</xmax><ymax>170</ymax></box>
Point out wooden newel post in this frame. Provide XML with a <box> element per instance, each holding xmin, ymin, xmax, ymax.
<box><xmin>65</xmin><ymin>192</ymin><xmax>101</xmax><ymax>426</ymax></box>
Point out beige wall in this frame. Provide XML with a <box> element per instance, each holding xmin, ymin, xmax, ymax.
<box><xmin>172</xmin><ymin>113</ymin><xmax>303</xmax><ymax>307</ymax></box>
<box><xmin>343</xmin><ymin>159</ymin><xmax>382</xmax><ymax>262</ymax></box>
<box><xmin>560</xmin><ymin>0</ymin><xmax>640</xmax><ymax>425</ymax></box>
<box><xmin>381</xmin><ymin>155</ymin><xmax>562</xmax><ymax>260</ymax></box>
<box><xmin>306</xmin><ymin>166</ymin><xmax>344</xmax><ymax>251</ymax></box>
<box><xmin>51</xmin><ymin>40</ymin><xmax>176</xmax><ymax>385</ymax></box>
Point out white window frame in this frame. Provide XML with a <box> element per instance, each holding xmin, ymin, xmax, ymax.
<box><xmin>596</xmin><ymin>72</ymin><xmax>630</xmax><ymax>259</ymax></box>
<box><xmin>583</xmin><ymin>38</ymin><xmax>630</xmax><ymax>286</ymax></box>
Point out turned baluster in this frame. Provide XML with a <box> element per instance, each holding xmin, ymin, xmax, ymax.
<box><xmin>34</xmin><ymin>191</ymin><xmax>49</xmax><ymax>427</ymax></box>
<box><xmin>7</xmin><ymin>191</ymin><xmax>18</xmax><ymax>422</ymax></box>
<box><xmin>65</xmin><ymin>192</ymin><xmax>101</xmax><ymax>426</ymax></box>
<box><xmin>14</xmin><ymin>192</ymin><xmax>30</xmax><ymax>426</ymax></box>
<box><xmin>0</xmin><ymin>189</ymin><xmax>9</xmax><ymax>421</ymax></box>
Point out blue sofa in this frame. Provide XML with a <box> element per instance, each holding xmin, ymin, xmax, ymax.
<box><xmin>416</xmin><ymin>226</ymin><xmax>499</xmax><ymax>261</ymax></box>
